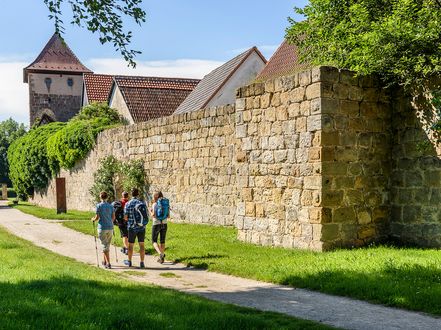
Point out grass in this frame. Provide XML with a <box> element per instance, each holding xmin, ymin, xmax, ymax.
<box><xmin>0</xmin><ymin>226</ymin><xmax>330</xmax><ymax>330</ymax></box>
<box><xmin>11</xmin><ymin>202</ymin><xmax>441</xmax><ymax>315</ymax></box>
<box><xmin>160</xmin><ymin>272</ymin><xmax>181</xmax><ymax>278</ymax></box>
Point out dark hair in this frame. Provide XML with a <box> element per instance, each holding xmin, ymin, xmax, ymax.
<box><xmin>100</xmin><ymin>191</ymin><xmax>108</xmax><ymax>200</ymax></box>
<box><xmin>153</xmin><ymin>191</ymin><xmax>163</xmax><ymax>201</ymax></box>
<box><xmin>131</xmin><ymin>188</ymin><xmax>139</xmax><ymax>197</ymax></box>
<box><xmin>122</xmin><ymin>191</ymin><xmax>129</xmax><ymax>198</ymax></box>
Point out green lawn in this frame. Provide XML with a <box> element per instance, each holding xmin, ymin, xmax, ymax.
<box><xmin>11</xmin><ymin>202</ymin><xmax>441</xmax><ymax>315</ymax></box>
<box><xmin>0</xmin><ymin>226</ymin><xmax>330</xmax><ymax>329</ymax></box>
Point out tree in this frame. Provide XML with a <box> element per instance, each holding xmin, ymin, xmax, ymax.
<box><xmin>0</xmin><ymin>119</ymin><xmax>27</xmax><ymax>185</ymax></box>
<box><xmin>44</xmin><ymin>0</ymin><xmax>146</xmax><ymax>67</ymax></box>
<box><xmin>286</xmin><ymin>0</ymin><xmax>441</xmax><ymax>87</ymax></box>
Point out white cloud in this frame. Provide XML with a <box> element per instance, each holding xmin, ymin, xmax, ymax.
<box><xmin>0</xmin><ymin>61</ymin><xmax>29</xmax><ymax>125</ymax></box>
<box><xmin>87</xmin><ymin>58</ymin><xmax>224</xmax><ymax>79</ymax></box>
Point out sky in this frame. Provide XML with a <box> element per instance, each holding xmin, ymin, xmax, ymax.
<box><xmin>0</xmin><ymin>0</ymin><xmax>308</xmax><ymax>124</ymax></box>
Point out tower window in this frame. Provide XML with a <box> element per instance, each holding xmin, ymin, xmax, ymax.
<box><xmin>67</xmin><ymin>78</ymin><xmax>74</xmax><ymax>87</ymax></box>
<box><xmin>44</xmin><ymin>77</ymin><xmax>52</xmax><ymax>90</ymax></box>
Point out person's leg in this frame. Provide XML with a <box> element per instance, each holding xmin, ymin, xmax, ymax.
<box><xmin>126</xmin><ymin>230</ymin><xmax>135</xmax><ymax>266</ymax></box>
<box><xmin>138</xmin><ymin>230</ymin><xmax>145</xmax><ymax>264</ymax></box>
<box><xmin>123</xmin><ymin>236</ymin><xmax>129</xmax><ymax>250</ymax></box>
<box><xmin>152</xmin><ymin>225</ymin><xmax>161</xmax><ymax>255</ymax></box>
<box><xmin>159</xmin><ymin>224</ymin><xmax>167</xmax><ymax>258</ymax></box>
<box><xmin>103</xmin><ymin>250</ymin><xmax>110</xmax><ymax>264</ymax></box>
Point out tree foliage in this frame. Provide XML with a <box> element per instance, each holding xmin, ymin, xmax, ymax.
<box><xmin>8</xmin><ymin>123</ymin><xmax>65</xmax><ymax>196</ymax></box>
<box><xmin>0</xmin><ymin>119</ymin><xmax>27</xmax><ymax>185</ymax></box>
<box><xmin>8</xmin><ymin>103</ymin><xmax>121</xmax><ymax>197</ymax></box>
<box><xmin>90</xmin><ymin>156</ymin><xmax>146</xmax><ymax>204</ymax></box>
<box><xmin>287</xmin><ymin>0</ymin><xmax>441</xmax><ymax>87</ymax></box>
<box><xmin>43</xmin><ymin>0</ymin><xmax>146</xmax><ymax>67</ymax></box>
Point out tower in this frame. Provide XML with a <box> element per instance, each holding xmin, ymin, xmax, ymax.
<box><xmin>24</xmin><ymin>33</ymin><xmax>92</xmax><ymax>126</ymax></box>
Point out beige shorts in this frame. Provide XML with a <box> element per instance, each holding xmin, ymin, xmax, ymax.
<box><xmin>98</xmin><ymin>229</ymin><xmax>113</xmax><ymax>252</ymax></box>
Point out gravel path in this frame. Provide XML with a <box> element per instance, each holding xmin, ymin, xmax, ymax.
<box><xmin>1</xmin><ymin>204</ymin><xmax>440</xmax><ymax>330</ymax></box>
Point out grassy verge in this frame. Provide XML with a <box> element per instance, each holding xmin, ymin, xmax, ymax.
<box><xmin>10</xmin><ymin>202</ymin><xmax>441</xmax><ymax>315</ymax></box>
<box><xmin>0</xmin><ymin>226</ymin><xmax>330</xmax><ymax>329</ymax></box>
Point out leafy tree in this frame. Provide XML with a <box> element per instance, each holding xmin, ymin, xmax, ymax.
<box><xmin>43</xmin><ymin>0</ymin><xmax>146</xmax><ymax>67</ymax></box>
<box><xmin>0</xmin><ymin>119</ymin><xmax>27</xmax><ymax>185</ymax></box>
<box><xmin>286</xmin><ymin>0</ymin><xmax>441</xmax><ymax>87</ymax></box>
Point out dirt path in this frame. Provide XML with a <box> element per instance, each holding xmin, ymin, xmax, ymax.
<box><xmin>1</xmin><ymin>204</ymin><xmax>439</xmax><ymax>330</ymax></box>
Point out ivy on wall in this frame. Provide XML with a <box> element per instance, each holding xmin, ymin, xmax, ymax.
<box><xmin>8</xmin><ymin>103</ymin><xmax>121</xmax><ymax>197</ymax></box>
<box><xmin>90</xmin><ymin>155</ymin><xmax>147</xmax><ymax>204</ymax></box>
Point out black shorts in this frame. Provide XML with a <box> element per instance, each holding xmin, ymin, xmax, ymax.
<box><xmin>118</xmin><ymin>224</ymin><xmax>128</xmax><ymax>238</ymax></box>
<box><xmin>128</xmin><ymin>229</ymin><xmax>145</xmax><ymax>244</ymax></box>
<box><xmin>152</xmin><ymin>224</ymin><xmax>167</xmax><ymax>244</ymax></box>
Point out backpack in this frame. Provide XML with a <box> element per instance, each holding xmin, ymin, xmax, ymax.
<box><xmin>155</xmin><ymin>198</ymin><xmax>170</xmax><ymax>221</ymax></box>
<box><xmin>112</xmin><ymin>201</ymin><xmax>125</xmax><ymax>225</ymax></box>
<box><xmin>133</xmin><ymin>201</ymin><xmax>149</xmax><ymax>229</ymax></box>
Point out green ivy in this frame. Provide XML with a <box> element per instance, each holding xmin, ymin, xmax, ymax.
<box><xmin>8</xmin><ymin>103</ymin><xmax>121</xmax><ymax>198</ymax></box>
<box><xmin>8</xmin><ymin>122</ymin><xmax>66</xmax><ymax>196</ymax></box>
<box><xmin>90</xmin><ymin>156</ymin><xmax>146</xmax><ymax>204</ymax></box>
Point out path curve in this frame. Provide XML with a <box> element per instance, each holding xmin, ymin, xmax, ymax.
<box><xmin>1</xmin><ymin>205</ymin><xmax>440</xmax><ymax>330</ymax></box>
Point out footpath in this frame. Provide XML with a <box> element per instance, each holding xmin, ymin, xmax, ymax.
<box><xmin>0</xmin><ymin>204</ymin><xmax>440</xmax><ymax>330</ymax></box>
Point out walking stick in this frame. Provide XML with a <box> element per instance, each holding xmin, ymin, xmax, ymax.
<box><xmin>92</xmin><ymin>221</ymin><xmax>99</xmax><ymax>267</ymax></box>
<box><xmin>113</xmin><ymin>230</ymin><xmax>119</xmax><ymax>263</ymax></box>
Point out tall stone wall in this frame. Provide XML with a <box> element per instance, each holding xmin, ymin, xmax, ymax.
<box><xmin>31</xmin><ymin>66</ymin><xmax>441</xmax><ymax>250</ymax></box>
<box><xmin>234</xmin><ymin>73</ymin><xmax>323</xmax><ymax>250</ymax></box>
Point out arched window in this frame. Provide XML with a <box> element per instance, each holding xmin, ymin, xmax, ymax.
<box><xmin>67</xmin><ymin>78</ymin><xmax>74</xmax><ymax>87</ymax></box>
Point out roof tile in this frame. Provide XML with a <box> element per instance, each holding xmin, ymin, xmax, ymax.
<box><xmin>84</xmin><ymin>74</ymin><xmax>114</xmax><ymax>103</ymax></box>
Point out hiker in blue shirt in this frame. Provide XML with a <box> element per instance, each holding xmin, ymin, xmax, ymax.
<box><xmin>123</xmin><ymin>188</ymin><xmax>148</xmax><ymax>268</ymax></box>
<box><xmin>91</xmin><ymin>191</ymin><xmax>115</xmax><ymax>269</ymax></box>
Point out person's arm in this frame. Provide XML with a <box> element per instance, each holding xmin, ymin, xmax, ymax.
<box><xmin>92</xmin><ymin>204</ymin><xmax>100</xmax><ymax>222</ymax></box>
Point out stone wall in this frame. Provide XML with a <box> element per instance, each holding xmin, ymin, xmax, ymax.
<box><xmin>390</xmin><ymin>90</ymin><xmax>441</xmax><ymax>247</ymax></box>
<box><xmin>33</xmin><ymin>105</ymin><xmax>238</xmax><ymax>227</ymax></box>
<box><xmin>31</xmin><ymin>66</ymin><xmax>441</xmax><ymax>250</ymax></box>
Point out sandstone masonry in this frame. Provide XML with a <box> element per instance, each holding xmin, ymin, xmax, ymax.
<box><xmin>32</xmin><ymin>66</ymin><xmax>441</xmax><ymax>251</ymax></box>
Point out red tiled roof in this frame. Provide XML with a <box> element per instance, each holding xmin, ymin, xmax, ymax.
<box><xmin>24</xmin><ymin>33</ymin><xmax>92</xmax><ymax>82</ymax></box>
<box><xmin>84</xmin><ymin>74</ymin><xmax>114</xmax><ymax>103</ymax></box>
<box><xmin>175</xmin><ymin>47</ymin><xmax>266</xmax><ymax>115</ymax></box>
<box><xmin>256</xmin><ymin>40</ymin><xmax>310</xmax><ymax>81</ymax></box>
<box><xmin>113</xmin><ymin>76</ymin><xmax>200</xmax><ymax>122</ymax></box>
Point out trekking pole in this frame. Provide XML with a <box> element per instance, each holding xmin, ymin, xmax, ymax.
<box><xmin>113</xmin><ymin>230</ymin><xmax>119</xmax><ymax>263</ymax></box>
<box><xmin>92</xmin><ymin>221</ymin><xmax>99</xmax><ymax>267</ymax></box>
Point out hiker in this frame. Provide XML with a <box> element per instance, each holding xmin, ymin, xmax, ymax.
<box><xmin>112</xmin><ymin>191</ymin><xmax>129</xmax><ymax>255</ymax></box>
<box><xmin>149</xmin><ymin>191</ymin><xmax>170</xmax><ymax>264</ymax></box>
<box><xmin>124</xmin><ymin>188</ymin><xmax>148</xmax><ymax>268</ymax></box>
<box><xmin>91</xmin><ymin>191</ymin><xmax>115</xmax><ymax>269</ymax></box>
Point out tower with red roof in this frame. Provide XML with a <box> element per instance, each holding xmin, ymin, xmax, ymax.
<box><xmin>24</xmin><ymin>33</ymin><xmax>92</xmax><ymax>126</ymax></box>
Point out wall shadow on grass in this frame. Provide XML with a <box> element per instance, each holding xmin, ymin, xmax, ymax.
<box><xmin>0</xmin><ymin>276</ymin><xmax>325</xmax><ymax>330</ymax></box>
<box><xmin>278</xmin><ymin>263</ymin><xmax>441</xmax><ymax>316</ymax></box>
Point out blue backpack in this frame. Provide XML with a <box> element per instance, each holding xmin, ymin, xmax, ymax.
<box><xmin>155</xmin><ymin>198</ymin><xmax>170</xmax><ymax>221</ymax></box>
<box><xmin>133</xmin><ymin>201</ymin><xmax>149</xmax><ymax>229</ymax></box>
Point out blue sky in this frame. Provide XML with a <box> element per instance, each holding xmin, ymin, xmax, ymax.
<box><xmin>0</xmin><ymin>0</ymin><xmax>307</xmax><ymax>124</ymax></box>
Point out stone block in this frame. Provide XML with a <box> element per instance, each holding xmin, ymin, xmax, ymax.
<box><xmin>333</xmin><ymin>207</ymin><xmax>356</xmax><ymax>223</ymax></box>
<box><xmin>306</xmin><ymin>83</ymin><xmax>321</xmax><ymax>100</ymax></box>
<box><xmin>299</xmin><ymin>70</ymin><xmax>312</xmax><ymax>86</ymax></box>
<box><xmin>290</xmin><ymin>87</ymin><xmax>305</xmax><ymax>102</ymax></box>
<box><xmin>321</xmin><ymin>224</ymin><xmax>340</xmax><ymax>241</ymax></box>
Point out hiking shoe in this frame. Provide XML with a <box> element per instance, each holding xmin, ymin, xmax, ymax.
<box><xmin>124</xmin><ymin>260</ymin><xmax>132</xmax><ymax>267</ymax></box>
<box><xmin>105</xmin><ymin>264</ymin><xmax>112</xmax><ymax>269</ymax></box>
<box><xmin>139</xmin><ymin>262</ymin><xmax>145</xmax><ymax>269</ymax></box>
<box><xmin>120</xmin><ymin>248</ymin><xmax>125</xmax><ymax>253</ymax></box>
<box><xmin>160</xmin><ymin>253</ymin><xmax>165</xmax><ymax>264</ymax></box>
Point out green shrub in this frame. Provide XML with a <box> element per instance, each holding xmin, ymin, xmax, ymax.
<box><xmin>8</xmin><ymin>123</ymin><xmax>65</xmax><ymax>196</ymax></box>
<box><xmin>90</xmin><ymin>156</ymin><xmax>147</xmax><ymax>204</ymax></box>
<box><xmin>8</xmin><ymin>103</ymin><xmax>122</xmax><ymax>198</ymax></box>
<box><xmin>72</xmin><ymin>102</ymin><xmax>120</xmax><ymax>122</ymax></box>
<box><xmin>47</xmin><ymin>117</ymin><xmax>117</xmax><ymax>170</ymax></box>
